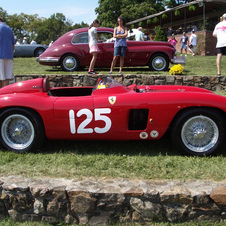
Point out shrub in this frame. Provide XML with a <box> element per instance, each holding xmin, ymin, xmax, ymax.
<box><xmin>169</xmin><ymin>64</ymin><xmax>184</xmax><ymax>75</ymax></box>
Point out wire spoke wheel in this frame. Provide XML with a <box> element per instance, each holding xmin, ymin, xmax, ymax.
<box><xmin>181</xmin><ymin>115</ymin><xmax>219</xmax><ymax>153</ymax></box>
<box><xmin>1</xmin><ymin>114</ymin><xmax>35</xmax><ymax>151</ymax></box>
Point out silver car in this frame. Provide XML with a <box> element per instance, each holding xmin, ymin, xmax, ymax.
<box><xmin>14</xmin><ymin>44</ymin><xmax>48</xmax><ymax>57</ymax></box>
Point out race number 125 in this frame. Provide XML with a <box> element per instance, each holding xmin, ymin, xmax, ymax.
<box><xmin>69</xmin><ymin>108</ymin><xmax>111</xmax><ymax>134</ymax></box>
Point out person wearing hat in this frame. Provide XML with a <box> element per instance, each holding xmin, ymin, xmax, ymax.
<box><xmin>0</xmin><ymin>17</ymin><xmax>15</xmax><ymax>88</ymax></box>
<box><xmin>213</xmin><ymin>13</ymin><xmax>226</xmax><ymax>76</ymax></box>
<box><xmin>135</xmin><ymin>27</ymin><xmax>144</xmax><ymax>41</ymax></box>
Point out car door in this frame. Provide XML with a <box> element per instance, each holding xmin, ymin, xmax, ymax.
<box><xmin>52</xmin><ymin>95</ymin><xmax>95</xmax><ymax>140</ymax></box>
<box><xmin>96</xmin><ymin>31</ymin><xmax>114</xmax><ymax>67</ymax></box>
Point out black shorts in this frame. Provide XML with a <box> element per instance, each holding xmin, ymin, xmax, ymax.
<box><xmin>217</xmin><ymin>46</ymin><xmax>226</xmax><ymax>55</ymax></box>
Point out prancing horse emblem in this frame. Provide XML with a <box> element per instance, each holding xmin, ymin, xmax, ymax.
<box><xmin>108</xmin><ymin>96</ymin><xmax>116</xmax><ymax>105</ymax></box>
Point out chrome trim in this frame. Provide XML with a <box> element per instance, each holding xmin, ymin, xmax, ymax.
<box><xmin>37</xmin><ymin>58</ymin><xmax>59</xmax><ymax>63</ymax></box>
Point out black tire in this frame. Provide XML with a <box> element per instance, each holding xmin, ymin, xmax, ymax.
<box><xmin>148</xmin><ymin>53</ymin><xmax>169</xmax><ymax>71</ymax></box>
<box><xmin>171</xmin><ymin>108</ymin><xmax>225</xmax><ymax>156</ymax></box>
<box><xmin>34</xmin><ymin>48</ymin><xmax>46</xmax><ymax>57</ymax></box>
<box><xmin>0</xmin><ymin>108</ymin><xmax>45</xmax><ymax>153</ymax></box>
<box><xmin>60</xmin><ymin>54</ymin><xmax>80</xmax><ymax>71</ymax></box>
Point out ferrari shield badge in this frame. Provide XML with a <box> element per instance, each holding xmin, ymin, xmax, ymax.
<box><xmin>108</xmin><ymin>96</ymin><xmax>116</xmax><ymax>105</ymax></box>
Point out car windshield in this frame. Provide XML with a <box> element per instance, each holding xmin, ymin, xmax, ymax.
<box><xmin>95</xmin><ymin>77</ymin><xmax>122</xmax><ymax>89</ymax></box>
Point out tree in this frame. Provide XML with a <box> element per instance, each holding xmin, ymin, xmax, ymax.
<box><xmin>95</xmin><ymin>0</ymin><xmax>165</xmax><ymax>28</ymax></box>
<box><xmin>36</xmin><ymin>13</ymin><xmax>73</xmax><ymax>44</ymax></box>
<box><xmin>164</xmin><ymin>0</ymin><xmax>195</xmax><ymax>8</ymax></box>
<box><xmin>7</xmin><ymin>13</ymin><xmax>43</xmax><ymax>43</ymax></box>
<box><xmin>1</xmin><ymin>7</ymin><xmax>88</xmax><ymax>45</ymax></box>
<box><xmin>153</xmin><ymin>26</ymin><xmax>167</xmax><ymax>41</ymax></box>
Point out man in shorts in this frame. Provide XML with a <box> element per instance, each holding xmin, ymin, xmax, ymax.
<box><xmin>180</xmin><ymin>31</ymin><xmax>188</xmax><ymax>57</ymax></box>
<box><xmin>213</xmin><ymin>13</ymin><xmax>226</xmax><ymax>76</ymax></box>
<box><xmin>0</xmin><ymin>17</ymin><xmax>15</xmax><ymax>88</ymax></box>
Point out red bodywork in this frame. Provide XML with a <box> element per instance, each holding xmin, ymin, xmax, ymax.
<box><xmin>0</xmin><ymin>78</ymin><xmax>226</xmax><ymax>142</ymax></box>
<box><xmin>37</xmin><ymin>27</ymin><xmax>175</xmax><ymax>69</ymax></box>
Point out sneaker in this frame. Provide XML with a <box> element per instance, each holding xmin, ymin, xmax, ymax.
<box><xmin>109</xmin><ymin>71</ymin><xmax>113</xmax><ymax>74</ymax></box>
<box><xmin>180</xmin><ymin>54</ymin><xmax>182</xmax><ymax>56</ymax></box>
<box><xmin>88</xmin><ymin>71</ymin><xmax>99</xmax><ymax>75</ymax></box>
<box><xmin>119</xmin><ymin>71</ymin><xmax>123</xmax><ymax>75</ymax></box>
<box><xmin>185</xmin><ymin>54</ymin><xmax>187</xmax><ymax>57</ymax></box>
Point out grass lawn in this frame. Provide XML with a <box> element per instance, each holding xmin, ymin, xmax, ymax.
<box><xmin>1</xmin><ymin>218</ymin><xmax>226</xmax><ymax>226</ymax></box>
<box><xmin>13</xmin><ymin>55</ymin><xmax>226</xmax><ymax>76</ymax></box>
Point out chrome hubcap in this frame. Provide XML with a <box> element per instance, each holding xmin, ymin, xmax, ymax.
<box><xmin>1</xmin><ymin>114</ymin><xmax>34</xmax><ymax>150</ymax></box>
<box><xmin>181</xmin><ymin>115</ymin><xmax>218</xmax><ymax>153</ymax></box>
<box><xmin>153</xmin><ymin>57</ymin><xmax>165</xmax><ymax>70</ymax></box>
<box><xmin>64</xmin><ymin>57</ymin><xmax>76</xmax><ymax>70</ymax></box>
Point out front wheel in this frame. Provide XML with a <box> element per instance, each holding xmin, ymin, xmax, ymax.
<box><xmin>171</xmin><ymin>108</ymin><xmax>225</xmax><ymax>156</ymax></box>
<box><xmin>60</xmin><ymin>54</ymin><xmax>79</xmax><ymax>71</ymax></box>
<box><xmin>34</xmin><ymin>48</ymin><xmax>46</xmax><ymax>57</ymax></box>
<box><xmin>148</xmin><ymin>53</ymin><xmax>169</xmax><ymax>71</ymax></box>
<box><xmin>0</xmin><ymin>108</ymin><xmax>45</xmax><ymax>153</ymax></box>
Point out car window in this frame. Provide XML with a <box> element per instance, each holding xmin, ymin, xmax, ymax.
<box><xmin>72</xmin><ymin>32</ymin><xmax>88</xmax><ymax>44</ymax></box>
<box><xmin>98</xmin><ymin>32</ymin><xmax>114</xmax><ymax>43</ymax></box>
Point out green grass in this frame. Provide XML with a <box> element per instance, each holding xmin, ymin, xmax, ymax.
<box><xmin>13</xmin><ymin>55</ymin><xmax>226</xmax><ymax>76</ymax></box>
<box><xmin>0</xmin><ymin>137</ymin><xmax>225</xmax><ymax>181</ymax></box>
<box><xmin>0</xmin><ymin>218</ymin><xmax>226</xmax><ymax>226</ymax></box>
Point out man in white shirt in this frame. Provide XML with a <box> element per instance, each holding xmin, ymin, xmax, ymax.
<box><xmin>135</xmin><ymin>27</ymin><xmax>144</xmax><ymax>41</ymax></box>
<box><xmin>213</xmin><ymin>13</ymin><xmax>226</xmax><ymax>75</ymax></box>
<box><xmin>189</xmin><ymin>30</ymin><xmax>197</xmax><ymax>56</ymax></box>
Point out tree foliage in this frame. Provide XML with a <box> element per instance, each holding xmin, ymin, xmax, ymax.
<box><xmin>164</xmin><ymin>0</ymin><xmax>195</xmax><ymax>8</ymax></box>
<box><xmin>153</xmin><ymin>26</ymin><xmax>167</xmax><ymax>41</ymax></box>
<box><xmin>95</xmin><ymin>0</ymin><xmax>165</xmax><ymax>28</ymax></box>
<box><xmin>0</xmin><ymin>7</ymin><xmax>88</xmax><ymax>45</ymax></box>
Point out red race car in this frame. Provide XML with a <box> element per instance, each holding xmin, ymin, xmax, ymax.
<box><xmin>0</xmin><ymin>76</ymin><xmax>226</xmax><ymax>156</ymax></box>
<box><xmin>37</xmin><ymin>27</ymin><xmax>175</xmax><ymax>72</ymax></box>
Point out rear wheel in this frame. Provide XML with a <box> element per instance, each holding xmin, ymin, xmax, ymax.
<box><xmin>0</xmin><ymin>108</ymin><xmax>45</xmax><ymax>153</ymax></box>
<box><xmin>60</xmin><ymin>54</ymin><xmax>80</xmax><ymax>71</ymax></box>
<box><xmin>148</xmin><ymin>53</ymin><xmax>169</xmax><ymax>71</ymax></box>
<box><xmin>171</xmin><ymin>108</ymin><xmax>225</xmax><ymax>156</ymax></box>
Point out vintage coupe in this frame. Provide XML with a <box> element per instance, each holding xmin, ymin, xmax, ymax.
<box><xmin>0</xmin><ymin>76</ymin><xmax>226</xmax><ymax>156</ymax></box>
<box><xmin>37</xmin><ymin>27</ymin><xmax>176</xmax><ymax>72</ymax></box>
<box><xmin>14</xmin><ymin>44</ymin><xmax>48</xmax><ymax>57</ymax></box>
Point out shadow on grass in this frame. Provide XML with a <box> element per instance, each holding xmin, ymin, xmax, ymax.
<box><xmin>40</xmin><ymin>133</ymin><xmax>226</xmax><ymax>157</ymax></box>
<box><xmin>43</xmin><ymin>66</ymin><xmax>164</xmax><ymax>74</ymax></box>
<box><xmin>40</xmin><ymin>135</ymin><xmax>182</xmax><ymax>157</ymax></box>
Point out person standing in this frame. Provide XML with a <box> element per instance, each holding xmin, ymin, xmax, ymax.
<box><xmin>88</xmin><ymin>19</ymin><xmax>100</xmax><ymax>75</ymax></box>
<box><xmin>0</xmin><ymin>17</ymin><xmax>15</xmax><ymax>88</ymax></box>
<box><xmin>180</xmin><ymin>31</ymin><xmax>188</xmax><ymax>57</ymax></box>
<box><xmin>168</xmin><ymin>34</ymin><xmax>178</xmax><ymax>54</ymax></box>
<box><xmin>109</xmin><ymin>17</ymin><xmax>128</xmax><ymax>75</ymax></box>
<box><xmin>213</xmin><ymin>13</ymin><xmax>226</xmax><ymax>76</ymax></box>
<box><xmin>135</xmin><ymin>27</ymin><xmax>144</xmax><ymax>41</ymax></box>
<box><xmin>189</xmin><ymin>30</ymin><xmax>197</xmax><ymax>56</ymax></box>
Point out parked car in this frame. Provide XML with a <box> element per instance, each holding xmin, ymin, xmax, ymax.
<box><xmin>0</xmin><ymin>76</ymin><xmax>225</xmax><ymax>156</ymax></box>
<box><xmin>37</xmin><ymin>27</ymin><xmax>176</xmax><ymax>71</ymax></box>
<box><xmin>14</xmin><ymin>44</ymin><xmax>48</xmax><ymax>57</ymax></box>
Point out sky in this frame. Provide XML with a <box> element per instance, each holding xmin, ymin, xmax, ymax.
<box><xmin>0</xmin><ymin>0</ymin><xmax>99</xmax><ymax>25</ymax></box>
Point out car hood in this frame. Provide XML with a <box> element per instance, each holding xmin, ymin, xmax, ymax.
<box><xmin>134</xmin><ymin>84</ymin><xmax>214</xmax><ymax>94</ymax></box>
<box><xmin>0</xmin><ymin>78</ymin><xmax>45</xmax><ymax>95</ymax></box>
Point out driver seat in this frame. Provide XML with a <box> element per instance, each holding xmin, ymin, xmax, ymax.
<box><xmin>43</xmin><ymin>77</ymin><xmax>50</xmax><ymax>92</ymax></box>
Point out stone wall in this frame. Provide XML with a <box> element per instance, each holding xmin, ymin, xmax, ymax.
<box><xmin>0</xmin><ymin>176</ymin><xmax>225</xmax><ymax>225</ymax></box>
<box><xmin>14</xmin><ymin>74</ymin><xmax>226</xmax><ymax>91</ymax></box>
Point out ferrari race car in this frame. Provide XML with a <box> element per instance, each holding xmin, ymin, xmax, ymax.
<box><xmin>0</xmin><ymin>76</ymin><xmax>226</xmax><ymax>156</ymax></box>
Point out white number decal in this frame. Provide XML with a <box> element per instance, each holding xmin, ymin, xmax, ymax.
<box><xmin>77</xmin><ymin>109</ymin><xmax>93</xmax><ymax>134</ymax></box>
<box><xmin>69</xmin><ymin>110</ymin><xmax>76</xmax><ymax>134</ymax></box>
<box><xmin>94</xmin><ymin>108</ymin><xmax>111</xmax><ymax>133</ymax></box>
<box><xmin>69</xmin><ymin>108</ymin><xmax>111</xmax><ymax>134</ymax></box>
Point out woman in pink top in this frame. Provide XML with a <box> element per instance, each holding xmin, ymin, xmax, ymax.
<box><xmin>168</xmin><ymin>35</ymin><xmax>177</xmax><ymax>54</ymax></box>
